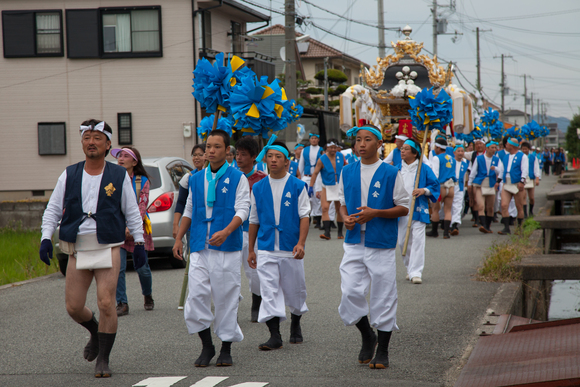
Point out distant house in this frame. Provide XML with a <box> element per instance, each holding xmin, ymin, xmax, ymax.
<box><xmin>503</xmin><ymin>109</ymin><xmax>531</xmax><ymax>128</ymax></box>
<box><xmin>0</xmin><ymin>0</ymin><xmax>270</xmax><ymax>200</ymax></box>
<box><xmin>545</xmin><ymin>123</ymin><xmax>562</xmax><ymax>148</ymax></box>
<box><xmin>249</xmin><ymin>24</ymin><xmax>368</xmax><ymax>88</ymax></box>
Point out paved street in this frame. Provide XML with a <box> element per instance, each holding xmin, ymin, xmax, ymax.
<box><xmin>0</xmin><ymin>174</ymin><xmax>557</xmax><ymax>387</ymax></box>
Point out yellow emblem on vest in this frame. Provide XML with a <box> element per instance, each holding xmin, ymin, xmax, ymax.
<box><xmin>104</xmin><ymin>183</ymin><xmax>116</xmax><ymax>197</ymax></box>
<box><xmin>446</xmin><ymin>162</ymin><xmax>452</xmax><ymax>168</ymax></box>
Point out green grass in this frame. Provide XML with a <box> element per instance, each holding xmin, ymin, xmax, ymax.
<box><xmin>0</xmin><ymin>225</ymin><xmax>59</xmax><ymax>286</ymax></box>
<box><xmin>476</xmin><ymin>217</ymin><xmax>541</xmax><ymax>282</ymax></box>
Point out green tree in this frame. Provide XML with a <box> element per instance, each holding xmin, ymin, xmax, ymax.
<box><xmin>565</xmin><ymin>109</ymin><xmax>580</xmax><ymax>158</ymax></box>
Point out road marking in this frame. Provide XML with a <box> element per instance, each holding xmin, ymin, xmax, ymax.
<box><xmin>189</xmin><ymin>377</ymin><xmax>229</xmax><ymax>387</ymax></box>
<box><xmin>133</xmin><ymin>376</ymin><xmax>187</xmax><ymax>387</ymax></box>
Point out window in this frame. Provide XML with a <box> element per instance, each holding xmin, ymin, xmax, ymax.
<box><xmin>117</xmin><ymin>113</ymin><xmax>132</xmax><ymax>145</ymax></box>
<box><xmin>102</xmin><ymin>8</ymin><xmax>161</xmax><ymax>55</ymax></box>
<box><xmin>38</xmin><ymin>122</ymin><xmax>66</xmax><ymax>155</ymax></box>
<box><xmin>201</xmin><ymin>11</ymin><xmax>212</xmax><ymax>49</ymax></box>
<box><xmin>167</xmin><ymin>162</ymin><xmax>193</xmax><ymax>190</ymax></box>
<box><xmin>2</xmin><ymin>10</ymin><xmax>63</xmax><ymax>57</ymax></box>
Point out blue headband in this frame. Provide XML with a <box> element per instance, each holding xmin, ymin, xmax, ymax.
<box><xmin>346</xmin><ymin>126</ymin><xmax>382</xmax><ymax>140</ymax></box>
<box><xmin>256</xmin><ymin>134</ymin><xmax>289</xmax><ymax>162</ymax></box>
<box><xmin>294</xmin><ymin>143</ymin><xmax>305</xmax><ymax>149</ymax></box>
<box><xmin>309</xmin><ymin>133</ymin><xmax>320</xmax><ymax>138</ymax></box>
<box><xmin>453</xmin><ymin>144</ymin><xmax>464</xmax><ymax>151</ymax></box>
<box><xmin>486</xmin><ymin>141</ymin><xmax>498</xmax><ymax>147</ymax></box>
<box><xmin>507</xmin><ymin>138</ymin><xmax>519</xmax><ymax>147</ymax></box>
<box><xmin>404</xmin><ymin>139</ymin><xmax>421</xmax><ymax>155</ymax></box>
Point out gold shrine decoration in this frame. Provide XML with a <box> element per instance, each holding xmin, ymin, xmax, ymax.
<box><xmin>364</xmin><ymin>38</ymin><xmax>452</xmax><ymax>88</ymax></box>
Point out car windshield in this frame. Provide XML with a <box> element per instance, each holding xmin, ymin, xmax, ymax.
<box><xmin>144</xmin><ymin>166</ymin><xmax>162</xmax><ymax>189</ymax></box>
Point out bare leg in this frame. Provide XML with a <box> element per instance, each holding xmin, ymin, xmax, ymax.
<box><xmin>65</xmin><ymin>255</ymin><xmax>95</xmax><ymax>323</ymax></box>
<box><xmin>93</xmin><ymin>247</ymin><xmax>121</xmax><ymax>333</ymax></box>
<box><xmin>321</xmin><ymin>188</ymin><xmax>330</xmax><ymax>222</ymax></box>
<box><xmin>475</xmin><ymin>187</ymin><xmax>485</xmax><ymax>217</ymax></box>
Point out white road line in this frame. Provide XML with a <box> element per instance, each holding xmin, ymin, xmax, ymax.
<box><xmin>189</xmin><ymin>376</ymin><xmax>230</xmax><ymax>387</ymax></box>
<box><xmin>133</xmin><ymin>376</ymin><xmax>187</xmax><ymax>387</ymax></box>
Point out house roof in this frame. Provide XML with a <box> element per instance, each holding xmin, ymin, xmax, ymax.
<box><xmin>198</xmin><ymin>0</ymin><xmax>270</xmax><ymax>22</ymax></box>
<box><xmin>504</xmin><ymin>109</ymin><xmax>529</xmax><ymax>117</ymax></box>
<box><xmin>252</xmin><ymin>24</ymin><xmax>368</xmax><ymax>67</ymax></box>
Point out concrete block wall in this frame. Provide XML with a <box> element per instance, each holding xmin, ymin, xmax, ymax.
<box><xmin>0</xmin><ymin>201</ymin><xmax>48</xmax><ymax>230</ymax></box>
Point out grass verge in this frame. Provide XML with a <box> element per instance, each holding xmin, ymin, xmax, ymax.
<box><xmin>476</xmin><ymin>217</ymin><xmax>541</xmax><ymax>282</ymax></box>
<box><xmin>0</xmin><ymin>224</ymin><xmax>59</xmax><ymax>286</ymax></box>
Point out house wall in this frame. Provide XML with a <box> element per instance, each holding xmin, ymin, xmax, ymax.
<box><xmin>247</xmin><ymin>33</ymin><xmax>285</xmax><ymax>75</ymax></box>
<box><xmin>0</xmin><ymin>0</ymin><xmax>198</xmax><ymax>199</ymax></box>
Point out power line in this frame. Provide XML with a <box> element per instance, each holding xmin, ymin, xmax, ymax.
<box><xmin>301</xmin><ymin>0</ymin><xmax>399</xmax><ymax>31</ymax></box>
<box><xmin>310</xmin><ymin>21</ymin><xmax>379</xmax><ymax>48</ymax></box>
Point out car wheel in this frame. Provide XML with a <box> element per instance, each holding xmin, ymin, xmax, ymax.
<box><xmin>170</xmin><ymin>234</ymin><xmax>188</xmax><ymax>269</ymax></box>
<box><xmin>57</xmin><ymin>253</ymin><xmax>68</xmax><ymax>276</ymax></box>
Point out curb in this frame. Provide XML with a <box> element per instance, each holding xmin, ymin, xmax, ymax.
<box><xmin>0</xmin><ymin>272</ymin><xmax>62</xmax><ymax>291</ymax></box>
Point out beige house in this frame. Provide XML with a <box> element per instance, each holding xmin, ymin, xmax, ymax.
<box><xmin>0</xmin><ymin>0</ymin><xmax>270</xmax><ymax>200</ymax></box>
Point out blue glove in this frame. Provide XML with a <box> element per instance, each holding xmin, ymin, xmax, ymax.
<box><xmin>39</xmin><ymin>239</ymin><xmax>53</xmax><ymax>265</ymax></box>
<box><xmin>132</xmin><ymin>244</ymin><xmax>147</xmax><ymax>270</ymax></box>
<box><xmin>308</xmin><ymin>186</ymin><xmax>314</xmax><ymax>197</ymax></box>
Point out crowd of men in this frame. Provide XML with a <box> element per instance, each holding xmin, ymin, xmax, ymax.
<box><xmin>38</xmin><ymin>120</ymin><xmax>560</xmax><ymax>378</ymax></box>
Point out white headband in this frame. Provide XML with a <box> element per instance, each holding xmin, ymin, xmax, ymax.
<box><xmin>435</xmin><ymin>143</ymin><xmax>447</xmax><ymax>150</ymax></box>
<box><xmin>80</xmin><ymin>121</ymin><xmax>111</xmax><ymax>140</ymax></box>
<box><xmin>326</xmin><ymin>141</ymin><xmax>337</xmax><ymax>147</ymax></box>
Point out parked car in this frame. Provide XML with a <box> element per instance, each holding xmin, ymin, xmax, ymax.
<box><xmin>53</xmin><ymin>157</ymin><xmax>193</xmax><ymax>275</ymax></box>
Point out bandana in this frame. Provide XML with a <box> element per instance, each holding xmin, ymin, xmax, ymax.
<box><xmin>326</xmin><ymin>141</ymin><xmax>338</xmax><ymax>147</ymax></box>
<box><xmin>309</xmin><ymin>133</ymin><xmax>320</xmax><ymax>138</ymax></box>
<box><xmin>294</xmin><ymin>143</ymin><xmax>305</xmax><ymax>150</ymax></box>
<box><xmin>507</xmin><ymin>138</ymin><xmax>519</xmax><ymax>147</ymax></box>
<box><xmin>80</xmin><ymin>121</ymin><xmax>111</xmax><ymax>140</ymax></box>
<box><xmin>453</xmin><ymin>144</ymin><xmax>464</xmax><ymax>151</ymax></box>
<box><xmin>486</xmin><ymin>141</ymin><xmax>498</xmax><ymax>148</ymax></box>
<box><xmin>435</xmin><ymin>143</ymin><xmax>447</xmax><ymax>150</ymax></box>
<box><xmin>256</xmin><ymin>134</ymin><xmax>289</xmax><ymax>162</ymax></box>
<box><xmin>111</xmin><ymin>148</ymin><xmax>137</xmax><ymax>161</ymax></box>
<box><xmin>346</xmin><ymin>126</ymin><xmax>382</xmax><ymax>140</ymax></box>
<box><xmin>395</xmin><ymin>135</ymin><xmax>409</xmax><ymax>141</ymax></box>
<box><xmin>404</xmin><ymin>140</ymin><xmax>421</xmax><ymax>155</ymax></box>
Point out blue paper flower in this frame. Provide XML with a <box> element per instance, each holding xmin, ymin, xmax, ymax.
<box><xmin>197</xmin><ymin>114</ymin><xmax>235</xmax><ymax>141</ymax></box>
<box><xmin>192</xmin><ymin>53</ymin><xmax>248</xmax><ymax>114</ymax></box>
<box><xmin>408</xmin><ymin>87</ymin><xmax>453</xmax><ymax>131</ymax></box>
<box><xmin>480</xmin><ymin>108</ymin><xmax>503</xmax><ymax>140</ymax></box>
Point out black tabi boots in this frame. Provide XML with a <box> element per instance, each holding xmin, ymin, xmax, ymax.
<box><xmin>355</xmin><ymin>316</ymin><xmax>377</xmax><ymax>364</ymax></box>
<box><xmin>529</xmin><ymin>204</ymin><xmax>534</xmax><ymax>217</ymax></box>
<box><xmin>195</xmin><ymin>328</ymin><xmax>215</xmax><ymax>367</ymax></box>
<box><xmin>369</xmin><ymin>330</ymin><xmax>392</xmax><ymax>369</ymax></box>
<box><xmin>320</xmin><ymin>221</ymin><xmax>331</xmax><ymax>240</ymax></box>
<box><xmin>337</xmin><ymin>221</ymin><xmax>344</xmax><ymax>239</ymax></box>
<box><xmin>498</xmin><ymin>217</ymin><xmax>511</xmax><ymax>235</ymax></box>
<box><xmin>259</xmin><ymin>317</ymin><xmax>283</xmax><ymax>350</ymax></box>
<box><xmin>450</xmin><ymin>222</ymin><xmax>459</xmax><ymax>236</ymax></box>
<box><xmin>479</xmin><ymin>215</ymin><xmax>492</xmax><ymax>234</ymax></box>
<box><xmin>523</xmin><ymin>205</ymin><xmax>528</xmax><ymax>219</ymax></box>
<box><xmin>443</xmin><ymin>220</ymin><xmax>451</xmax><ymax>239</ymax></box>
<box><xmin>216</xmin><ymin>341</ymin><xmax>233</xmax><ymax>367</ymax></box>
<box><xmin>94</xmin><ymin>332</ymin><xmax>116</xmax><ymax>378</ymax></box>
<box><xmin>79</xmin><ymin>313</ymin><xmax>99</xmax><ymax>362</ymax></box>
<box><xmin>509</xmin><ymin>216</ymin><xmax>515</xmax><ymax>226</ymax></box>
<box><xmin>426</xmin><ymin>221</ymin><xmax>439</xmax><ymax>238</ymax></box>
<box><xmin>289</xmin><ymin>313</ymin><xmax>303</xmax><ymax>344</ymax></box>
<box><xmin>472</xmin><ymin>212</ymin><xmax>480</xmax><ymax>228</ymax></box>
<box><xmin>486</xmin><ymin>215</ymin><xmax>494</xmax><ymax>233</ymax></box>
<box><xmin>251</xmin><ymin>293</ymin><xmax>262</xmax><ymax>323</ymax></box>
<box><xmin>518</xmin><ymin>218</ymin><xmax>523</xmax><ymax>227</ymax></box>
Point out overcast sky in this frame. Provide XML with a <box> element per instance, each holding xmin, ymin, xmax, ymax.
<box><xmin>246</xmin><ymin>0</ymin><xmax>580</xmax><ymax>120</ymax></box>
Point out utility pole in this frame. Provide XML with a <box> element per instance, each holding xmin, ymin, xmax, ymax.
<box><xmin>284</xmin><ymin>0</ymin><xmax>297</xmax><ymax>142</ymax></box>
<box><xmin>377</xmin><ymin>0</ymin><xmax>386</xmax><ymax>58</ymax></box>
<box><xmin>522</xmin><ymin>74</ymin><xmax>528</xmax><ymax>124</ymax></box>
<box><xmin>323</xmin><ymin>57</ymin><xmax>329</xmax><ymax>111</ymax></box>
<box><xmin>494</xmin><ymin>53</ymin><xmax>512</xmax><ymax>119</ymax></box>
<box><xmin>474</xmin><ymin>27</ymin><xmax>491</xmax><ymax>92</ymax></box>
<box><xmin>432</xmin><ymin>0</ymin><xmax>437</xmax><ymax>57</ymax></box>
<box><xmin>530</xmin><ymin>92</ymin><xmax>534</xmax><ymax>122</ymax></box>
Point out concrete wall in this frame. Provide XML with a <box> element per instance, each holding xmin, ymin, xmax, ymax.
<box><xmin>0</xmin><ymin>0</ymin><xmax>197</xmax><ymax>199</ymax></box>
<box><xmin>0</xmin><ymin>201</ymin><xmax>48</xmax><ymax>229</ymax></box>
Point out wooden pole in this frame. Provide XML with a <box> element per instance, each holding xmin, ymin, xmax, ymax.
<box><xmin>402</xmin><ymin>126</ymin><xmax>429</xmax><ymax>256</ymax></box>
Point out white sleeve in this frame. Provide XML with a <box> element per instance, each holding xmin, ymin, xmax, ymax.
<box><xmin>534</xmin><ymin>158</ymin><xmax>541</xmax><ymax>179</ymax></box>
<box><xmin>521</xmin><ymin>154</ymin><xmax>529</xmax><ymax>182</ymax></box>
<box><xmin>179</xmin><ymin>174</ymin><xmax>190</xmax><ymax>189</ymax></box>
<box><xmin>393</xmin><ymin>172</ymin><xmax>410</xmax><ymax>209</ymax></box>
<box><xmin>422</xmin><ymin>155</ymin><xmax>431</xmax><ymax>169</ymax></box>
<box><xmin>431</xmin><ymin>157</ymin><xmax>440</xmax><ymax>179</ymax></box>
<box><xmin>338</xmin><ymin>172</ymin><xmax>346</xmax><ymax>207</ymax></box>
<box><xmin>298</xmin><ymin>186</ymin><xmax>311</xmax><ymax>218</ymax></box>
<box><xmin>384</xmin><ymin>150</ymin><xmax>394</xmax><ymax>164</ymax></box>
<box><xmin>298</xmin><ymin>156</ymin><xmax>305</xmax><ymax>175</ymax></box>
<box><xmin>234</xmin><ymin>175</ymin><xmax>251</xmax><ymax>223</ymax></box>
<box><xmin>467</xmin><ymin>159</ymin><xmax>478</xmax><ymax>186</ymax></box>
<box><xmin>314</xmin><ymin>173</ymin><xmax>323</xmax><ymax>192</ymax></box>
<box><xmin>121</xmin><ymin>173</ymin><xmax>145</xmax><ymax>243</ymax></box>
<box><xmin>495</xmin><ymin>160</ymin><xmax>504</xmax><ymax>180</ymax></box>
<box><xmin>183</xmin><ymin>188</ymin><xmax>193</xmax><ymax>219</ymax></box>
<box><xmin>41</xmin><ymin>170</ymin><xmax>67</xmax><ymax>241</ymax></box>
<box><xmin>249</xmin><ymin>191</ymin><xmax>259</xmax><ymax>224</ymax></box>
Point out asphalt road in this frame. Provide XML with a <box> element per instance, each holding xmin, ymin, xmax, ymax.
<box><xmin>0</xmin><ymin>173</ymin><xmax>557</xmax><ymax>387</ymax></box>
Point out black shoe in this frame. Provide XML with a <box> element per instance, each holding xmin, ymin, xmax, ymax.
<box><xmin>356</xmin><ymin>316</ymin><xmax>377</xmax><ymax>364</ymax></box>
<box><xmin>443</xmin><ymin>220</ymin><xmax>451</xmax><ymax>239</ymax></box>
<box><xmin>289</xmin><ymin>314</ymin><xmax>303</xmax><ymax>344</ymax></box>
<box><xmin>216</xmin><ymin>342</ymin><xmax>232</xmax><ymax>367</ymax></box>
<box><xmin>369</xmin><ymin>330</ymin><xmax>391</xmax><ymax>369</ymax></box>
<box><xmin>144</xmin><ymin>295</ymin><xmax>154</xmax><ymax>310</ymax></box>
<box><xmin>195</xmin><ymin>328</ymin><xmax>215</xmax><ymax>367</ymax></box>
<box><xmin>498</xmin><ymin>217</ymin><xmax>511</xmax><ymax>235</ymax></box>
<box><xmin>426</xmin><ymin>221</ymin><xmax>439</xmax><ymax>238</ymax></box>
<box><xmin>79</xmin><ymin>313</ymin><xmax>99</xmax><ymax>362</ymax></box>
<box><xmin>116</xmin><ymin>302</ymin><xmax>129</xmax><ymax>316</ymax></box>
<box><xmin>94</xmin><ymin>332</ymin><xmax>115</xmax><ymax>378</ymax></box>
<box><xmin>450</xmin><ymin>223</ymin><xmax>459</xmax><ymax>236</ymax></box>
<box><xmin>251</xmin><ymin>294</ymin><xmax>261</xmax><ymax>323</ymax></box>
<box><xmin>259</xmin><ymin>317</ymin><xmax>283</xmax><ymax>350</ymax></box>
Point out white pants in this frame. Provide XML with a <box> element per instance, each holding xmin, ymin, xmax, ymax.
<box><xmin>242</xmin><ymin>232</ymin><xmax>260</xmax><ymax>296</ymax></box>
<box><xmin>184</xmin><ymin>249</ymin><xmax>244</xmax><ymax>342</ymax></box>
<box><xmin>303</xmin><ymin>175</ymin><xmax>322</xmax><ymax>217</ymax></box>
<box><xmin>338</xmin><ymin>235</ymin><xmax>399</xmax><ymax>332</ymax></box>
<box><xmin>397</xmin><ymin>216</ymin><xmax>426</xmax><ymax>280</ymax></box>
<box><xmin>452</xmin><ymin>187</ymin><xmax>465</xmax><ymax>225</ymax></box>
<box><xmin>257</xmin><ymin>250</ymin><xmax>308</xmax><ymax>323</ymax></box>
<box><xmin>509</xmin><ymin>197</ymin><xmax>517</xmax><ymax>217</ymax></box>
